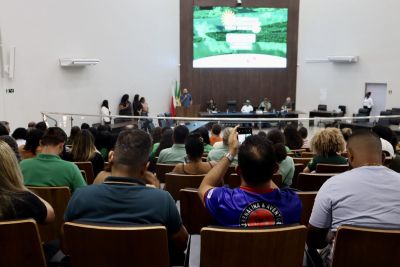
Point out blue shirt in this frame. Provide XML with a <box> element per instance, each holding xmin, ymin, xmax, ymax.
<box><xmin>64</xmin><ymin>177</ymin><xmax>182</xmax><ymax>235</ymax></box>
<box><xmin>205</xmin><ymin>186</ymin><xmax>301</xmax><ymax>227</ymax></box>
<box><xmin>180</xmin><ymin>93</ymin><xmax>192</xmax><ymax>108</ymax></box>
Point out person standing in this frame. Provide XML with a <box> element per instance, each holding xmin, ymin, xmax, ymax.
<box><xmin>362</xmin><ymin>92</ymin><xmax>373</xmax><ymax>115</ymax></box>
<box><xmin>140</xmin><ymin>97</ymin><xmax>154</xmax><ymax>132</ymax></box>
<box><xmin>100</xmin><ymin>100</ymin><xmax>111</xmax><ymax>125</ymax></box>
<box><xmin>180</xmin><ymin>88</ymin><xmax>192</xmax><ymax>116</ymax></box>
<box><xmin>132</xmin><ymin>94</ymin><xmax>143</xmax><ymax>116</ymax></box>
<box><xmin>118</xmin><ymin>94</ymin><xmax>132</xmax><ymax>123</ymax></box>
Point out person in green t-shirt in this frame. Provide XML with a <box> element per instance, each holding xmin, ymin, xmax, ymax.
<box><xmin>303</xmin><ymin>128</ymin><xmax>347</xmax><ymax>173</ymax></box>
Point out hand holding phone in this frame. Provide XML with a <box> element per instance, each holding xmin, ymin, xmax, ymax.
<box><xmin>237</xmin><ymin>127</ymin><xmax>253</xmax><ymax>144</ymax></box>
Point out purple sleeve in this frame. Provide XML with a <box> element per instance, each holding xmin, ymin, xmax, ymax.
<box><xmin>204</xmin><ymin>187</ymin><xmax>223</xmax><ymax>219</ymax></box>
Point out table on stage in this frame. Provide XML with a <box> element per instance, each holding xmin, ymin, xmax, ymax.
<box><xmin>309</xmin><ymin>110</ymin><xmax>343</xmax><ymax>126</ymax></box>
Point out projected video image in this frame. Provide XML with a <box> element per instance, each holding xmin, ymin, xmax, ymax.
<box><xmin>193</xmin><ymin>7</ymin><xmax>288</xmax><ymax>68</ymax></box>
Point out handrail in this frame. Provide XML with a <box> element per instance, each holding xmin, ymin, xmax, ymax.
<box><xmin>40</xmin><ymin>111</ymin><xmax>400</xmax><ymax>123</ymax></box>
<box><xmin>42</xmin><ymin>113</ymin><xmax>58</xmax><ymax>126</ymax></box>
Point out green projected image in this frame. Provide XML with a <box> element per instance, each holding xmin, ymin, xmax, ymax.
<box><xmin>193</xmin><ymin>6</ymin><xmax>288</xmax><ymax>68</ymax></box>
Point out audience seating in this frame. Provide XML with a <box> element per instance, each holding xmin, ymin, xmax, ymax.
<box><xmin>0</xmin><ymin>219</ymin><xmax>47</xmax><ymax>267</ymax></box>
<box><xmin>296</xmin><ymin>173</ymin><xmax>335</xmax><ymax>191</ymax></box>
<box><xmin>226</xmin><ymin>173</ymin><xmax>283</xmax><ymax>188</ymax></box>
<box><xmin>63</xmin><ymin>222</ymin><xmax>169</xmax><ymax>267</ymax></box>
<box><xmin>74</xmin><ymin>162</ymin><xmax>95</xmax><ymax>184</ymax></box>
<box><xmin>200</xmin><ymin>225</ymin><xmax>307</xmax><ymax>267</ymax></box>
<box><xmin>290</xmin><ymin>149</ymin><xmax>306</xmax><ymax>157</ymax></box>
<box><xmin>296</xmin><ymin>191</ymin><xmax>317</xmax><ymax>226</ymax></box>
<box><xmin>27</xmin><ymin>186</ymin><xmax>71</xmax><ymax>242</ymax></box>
<box><xmin>293</xmin><ymin>157</ymin><xmax>312</xmax><ymax>166</ymax></box>
<box><xmin>301</xmin><ymin>151</ymin><xmax>315</xmax><ymax>158</ymax></box>
<box><xmin>156</xmin><ymin>163</ymin><xmax>176</xmax><ymax>183</ymax></box>
<box><xmin>179</xmin><ymin>188</ymin><xmax>213</xmax><ymax>234</ymax></box>
<box><xmin>292</xmin><ymin>163</ymin><xmax>305</xmax><ymax>188</ymax></box>
<box><xmin>331</xmin><ymin>225</ymin><xmax>400</xmax><ymax>267</ymax></box>
<box><xmin>164</xmin><ymin>173</ymin><xmax>205</xmax><ymax>201</ymax></box>
<box><xmin>223</xmin><ymin>165</ymin><xmax>237</xmax><ymax>182</ymax></box>
<box><xmin>316</xmin><ymin>164</ymin><xmax>349</xmax><ymax>173</ymax></box>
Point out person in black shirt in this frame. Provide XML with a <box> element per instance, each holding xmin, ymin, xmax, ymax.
<box><xmin>132</xmin><ymin>94</ymin><xmax>143</xmax><ymax>116</ymax></box>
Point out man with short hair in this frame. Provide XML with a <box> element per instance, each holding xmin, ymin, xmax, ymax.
<box><xmin>209</xmin><ymin>124</ymin><xmax>222</xmax><ymax>146</ymax></box>
<box><xmin>157</xmin><ymin>125</ymin><xmax>189</xmax><ymax>164</ymax></box>
<box><xmin>241</xmin><ymin>100</ymin><xmax>254</xmax><ymax>113</ymax></box>
<box><xmin>64</xmin><ymin>129</ymin><xmax>188</xmax><ymax>265</ymax></box>
<box><xmin>180</xmin><ymin>88</ymin><xmax>192</xmax><ymax>108</ymax></box>
<box><xmin>207</xmin><ymin>127</ymin><xmax>238</xmax><ymax>165</ymax></box>
<box><xmin>21</xmin><ymin>127</ymin><xmax>86</xmax><ymax>192</ymax></box>
<box><xmin>307</xmin><ymin>131</ymin><xmax>400</xmax><ymax>263</ymax></box>
<box><xmin>199</xmin><ymin>126</ymin><xmax>301</xmax><ymax>227</ymax></box>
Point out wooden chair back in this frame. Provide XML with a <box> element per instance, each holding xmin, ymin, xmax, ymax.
<box><xmin>27</xmin><ymin>186</ymin><xmax>71</xmax><ymax>242</ymax></box>
<box><xmin>293</xmin><ymin>157</ymin><xmax>312</xmax><ymax>166</ymax></box>
<box><xmin>296</xmin><ymin>191</ymin><xmax>317</xmax><ymax>226</ymax></box>
<box><xmin>296</xmin><ymin>173</ymin><xmax>335</xmax><ymax>191</ymax></box>
<box><xmin>179</xmin><ymin>188</ymin><xmax>213</xmax><ymax>234</ymax></box>
<box><xmin>316</xmin><ymin>164</ymin><xmax>349</xmax><ymax>173</ymax></box>
<box><xmin>156</xmin><ymin>163</ymin><xmax>176</xmax><ymax>183</ymax></box>
<box><xmin>200</xmin><ymin>225</ymin><xmax>307</xmax><ymax>267</ymax></box>
<box><xmin>0</xmin><ymin>219</ymin><xmax>47</xmax><ymax>267</ymax></box>
<box><xmin>223</xmin><ymin>165</ymin><xmax>237</xmax><ymax>184</ymax></box>
<box><xmin>74</xmin><ymin>162</ymin><xmax>95</xmax><ymax>184</ymax></box>
<box><xmin>292</xmin><ymin>163</ymin><xmax>305</xmax><ymax>188</ymax></box>
<box><xmin>341</xmin><ymin>151</ymin><xmax>348</xmax><ymax>158</ymax></box>
<box><xmin>290</xmin><ymin>149</ymin><xmax>306</xmax><ymax>158</ymax></box>
<box><xmin>164</xmin><ymin>173</ymin><xmax>205</xmax><ymax>200</ymax></box>
<box><xmin>332</xmin><ymin>226</ymin><xmax>400</xmax><ymax>267</ymax></box>
<box><xmin>63</xmin><ymin>222</ymin><xmax>169</xmax><ymax>267</ymax></box>
<box><xmin>301</xmin><ymin>151</ymin><xmax>315</xmax><ymax>158</ymax></box>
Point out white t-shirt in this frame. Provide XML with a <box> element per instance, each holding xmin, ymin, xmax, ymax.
<box><xmin>309</xmin><ymin>166</ymin><xmax>400</xmax><ymax>231</ymax></box>
<box><xmin>101</xmin><ymin>106</ymin><xmax>111</xmax><ymax>123</ymax></box>
<box><xmin>241</xmin><ymin>105</ymin><xmax>253</xmax><ymax>113</ymax></box>
<box><xmin>362</xmin><ymin>97</ymin><xmax>374</xmax><ymax>108</ymax></box>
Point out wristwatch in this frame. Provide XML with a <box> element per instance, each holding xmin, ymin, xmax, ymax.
<box><xmin>225</xmin><ymin>153</ymin><xmax>234</xmax><ymax>163</ymax></box>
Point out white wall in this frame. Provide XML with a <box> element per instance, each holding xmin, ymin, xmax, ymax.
<box><xmin>2</xmin><ymin>0</ymin><xmax>400</xmax><ymax>130</ymax></box>
<box><xmin>297</xmin><ymin>0</ymin><xmax>400</xmax><ymax>117</ymax></box>
<box><xmin>0</xmin><ymin>0</ymin><xmax>179</xmax><ymax>129</ymax></box>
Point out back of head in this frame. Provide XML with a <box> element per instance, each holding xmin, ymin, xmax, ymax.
<box><xmin>185</xmin><ymin>134</ymin><xmax>204</xmax><ymax>160</ymax></box>
<box><xmin>341</xmin><ymin>128</ymin><xmax>353</xmax><ymax>142</ymax></box>
<box><xmin>156</xmin><ymin>128</ymin><xmax>174</xmax><ymax>156</ymax></box>
<box><xmin>238</xmin><ymin>135</ymin><xmax>277</xmax><ymax>186</ymax></box>
<box><xmin>372</xmin><ymin>125</ymin><xmax>397</xmax><ymax>150</ymax></box>
<box><xmin>298</xmin><ymin>127</ymin><xmax>308</xmax><ymax>139</ymax></box>
<box><xmin>140</xmin><ymin>97</ymin><xmax>145</xmax><ymax>103</ymax></box>
<box><xmin>113</xmin><ymin>129</ymin><xmax>151</xmax><ymax>170</ymax></box>
<box><xmin>195</xmin><ymin>127</ymin><xmax>210</xmax><ymax>145</ymax></box>
<box><xmin>311</xmin><ymin>128</ymin><xmax>345</xmax><ymax>156</ymax></box>
<box><xmin>28</xmin><ymin>121</ymin><xmax>36</xmax><ymax>129</ymax></box>
<box><xmin>0</xmin><ymin>136</ymin><xmax>21</xmax><ymax>162</ymax></box>
<box><xmin>134</xmin><ymin>94</ymin><xmax>140</xmax><ymax>102</ymax></box>
<box><xmin>222</xmin><ymin>127</ymin><xmax>232</xmax><ymax>146</ymax></box>
<box><xmin>121</xmin><ymin>94</ymin><xmax>129</xmax><ymax>103</ymax></box>
<box><xmin>211</xmin><ymin>124</ymin><xmax>222</xmax><ymax>136</ymax></box>
<box><xmin>35</xmin><ymin>121</ymin><xmax>47</xmax><ymax>132</ymax></box>
<box><xmin>11</xmin><ymin>128</ymin><xmax>27</xmax><ymax>140</ymax></box>
<box><xmin>284</xmin><ymin>125</ymin><xmax>303</xmax><ymax>149</ymax></box>
<box><xmin>41</xmin><ymin>127</ymin><xmax>67</xmax><ymax>146</ymax></box>
<box><xmin>173</xmin><ymin>125</ymin><xmax>189</xmax><ymax>144</ymax></box>
<box><xmin>102</xmin><ymin>100</ymin><xmax>108</xmax><ymax>108</ymax></box>
<box><xmin>267</xmin><ymin>128</ymin><xmax>285</xmax><ymax>145</ymax></box>
<box><xmin>0</xmin><ymin>140</ymin><xmax>25</xmax><ymax>194</ymax></box>
<box><xmin>347</xmin><ymin>131</ymin><xmax>382</xmax><ymax>167</ymax></box>
<box><xmin>24</xmin><ymin>129</ymin><xmax>44</xmax><ymax>154</ymax></box>
<box><xmin>81</xmin><ymin>123</ymin><xmax>90</xmax><ymax>130</ymax></box>
<box><xmin>71</xmin><ymin>130</ymin><xmax>96</xmax><ymax>161</ymax></box>
<box><xmin>70</xmin><ymin>126</ymin><xmax>81</xmax><ymax>138</ymax></box>
<box><xmin>257</xmin><ymin>131</ymin><xmax>267</xmax><ymax>138</ymax></box>
<box><xmin>0</xmin><ymin>124</ymin><xmax>9</xmax><ymax>136</ymax></box>
<box><xmin>151</xmin><ymin>127</ymin><xmax>163</xmax><ymax>144</ymax></box>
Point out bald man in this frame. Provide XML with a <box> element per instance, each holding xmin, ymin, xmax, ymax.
<box><xmin>307</xmin><ymin>131</ymin><xmax>400</xmax><ymax>263</ymax></box>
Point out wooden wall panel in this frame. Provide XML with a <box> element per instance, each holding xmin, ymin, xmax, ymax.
<box><xmin>181</xmin><ymin>0</ymin><xmax>299</xmax><ymax>112</ymax></box>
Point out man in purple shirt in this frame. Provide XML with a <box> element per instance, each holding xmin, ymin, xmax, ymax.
<box><xmin>198</xmin><ymin>126</ymin><xmax>301</xmax><ymax>227</ymax></box>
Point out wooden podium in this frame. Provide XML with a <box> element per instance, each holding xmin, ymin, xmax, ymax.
<box><xmin>176</xmin><ymin>104</ymin><xmax>200</xmax><ymax>117</ymax></box>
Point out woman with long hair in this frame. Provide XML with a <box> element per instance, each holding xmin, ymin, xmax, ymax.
<box><xmin>132</xmin><ymin>94</ymin><xmax>142</xmax><ymax>116</ymax></box>
<box><xmin>148</xmin><ymin>128</ymin><xmax>174</xmax><ymax>172</ymax></box>
<box><xmin>284</xmin><ymin>125</ymin><xmax>303</xmax><ymax>150</ymax></box>
<box><xmin>0</xmin><ymin>140</ymin><xmax>54</xmax><ymax>222</ymax></box>
<box><xmin>101</xmin><ymin>100</ymin><xmax>111</xmax><ymax>125</ymax></box>
<box><xmin>118</xmin><ymin>94</ymin><xmax>132</xmax><ymax>122</ymax></box>
<box><xmin>195</xmin><ymin>127</ymin><xmax>213</xmax><ymax>153</ymax></box>
<box><xmin>19</xmin><ymin>129</ymin><xmax>44</xmax><ymax>159</ymax></box>
<box><xmin>66</xmin><ymin>130</ymin><xmax>104</xmax><ymax>176</ymax></box>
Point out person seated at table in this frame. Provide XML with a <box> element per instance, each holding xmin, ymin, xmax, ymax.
<box><xmin>303</xmin><ymin>128</ymin><xmax>347</xmax><ymax>173</ymax></box>
<box><xmin>258</xmin><ymin>97</ymin><xmax>272</xmax><ymax>112</ymax></box>
<box><xmin>172</xmin><ymin>134</ymin><xmax>217</xmax><ymax>175</ymax></box>
<box><xmin>207</xmin><ymin>98</ymin><xmax>217</xmax><ymax>112</ymax></box>
<box><xmin>241</xmin><ymin>100</ymin><xmax>254</xmax><ymax>113</ymax></box>
<box><xmin>281</xmin><ymin>97</ymin><xmax>294</xmax><ymax>111</ymax></box>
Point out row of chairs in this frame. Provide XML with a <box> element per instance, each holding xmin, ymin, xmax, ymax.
<box><xmin>1</xmin><ymin>218</ymin><xmax>399</xmax><ymax>267</ymax></box>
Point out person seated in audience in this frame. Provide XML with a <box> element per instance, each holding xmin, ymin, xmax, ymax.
<box><xmin>157</xmin><ymin>125</ymin><xmax>189</xmax><ymax>164</ymax></box>
<box><xmin>303</xmin><ymin>128</ymin><xmax>347</xmax><ymax>173</ymax></box>
<box><xmin>20</xmin><ymin>127</ymin><xmax>86</xmax><ymax>192</ymax></box>
<box><xmin>207</xmin><ymin>98</ymin><xmax>217</xmax><ymax>112</ymax></box>
<box><xmin>80</xmin><ymin>123</ymin><xmax>90</xmax><ymax>130</ymax></box>
<box><xmin>66</xmin><ymin>126</ymin><xmax>81</xmax><ymax>146</ymax></box>
<box><xmin>258</xmin><ymin>97</ymin><xmax>272</xmax><ymax>112</ymax></box>
<box><xmin>0</xmin><ymin>135</ymin><xmax>22</xmax><ymax>162</ymax></box>
<box><xmin>372</xmin><ymin>125</ymin><xmax>400</xmax><ymax>172</ymax></box>
<box><xmin>151</xmin><ymin>128</ymin><xmax>173</xmax><ymax>160</ymax></box>
<box><xmin>266</xmin><ymin>129</ymin><xmax>295</xmax><ymax>187</ymax></box>
<box><xmin>65</xmin><ymin>130</ymin><xmax>105</xmax><ymax>177</ymax></box>
<box><xmin>298</xmin><ymin>127</ymin><xmax>309</xmax><ymax>149</ymax></box>
<box><xmin>0</xmin><ymin>123</ymin><xmax>9</xmax><ymax>136</ymax></box>
<box><xmin>195</xmin><ymin>127</ymin><xmax>213</xmax><ymax>153</ymax></box>
<box><xmin>284</xmin><ymin>125</ymin><xmax>303</xmax><ymax>150</ymax></box>
<box><xmin>0</xmin><ymin>121</ymin><xmax>10</xmax><ymax>134</ymax></box>
<box><xmin>35</xmin><ymin>121</ymin><xmax>48</xmax><ymax>132</ymax></box>
<box><xmin>64</xmin><ymin>129</ymin><xmax>188</xmax><ymax>265</ymax></box>
<box><xmin>198</xmin><ymin>126</ymin><xmax>301</xmax><ymax>227</ymax></box>
<box><xmin>207</xmin><ymin>127</ymin><xmax>238</xmax><ymax>165</ymax></box>
<box><xmin>172</xmin><ymin>134</ymin><xmax>216</xmax><ymax>175</ymax></box>
<box><xmin>27</xmin><ymin>121</ymin><xmax>36</xmax><ymax>131</ymax></box>
<box><xmin>241</xmin><ymin>100</ymin><xmax>254</xmax><ymax>113</ymax></box>
<box><xmin>0</xmin><ymin>140</ymin><xmax>54</xmax><ymax>223</ymax></box>
<box><xmin>19</xmin><ymin>129</ymin><xmax>43</xmax><ymax>160</ymax></box>
<box><xmin>307</xmin><ymin>131</ymin><xmax>400</xmax><ymax>265</ymax></box>
<box><xmin>11</xmin><ymin>127</ymin><xmax>28</xmax><ymax>147</ymax></box>
<box><xmin>341</xmin><ymin>127</ymin><xmax>352</xmax><ymax>143</ymax></box>
<box><xmin>209</xmin><ymin>124</ymin><xmax>222</xmax><ymax>145</ymax></box>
